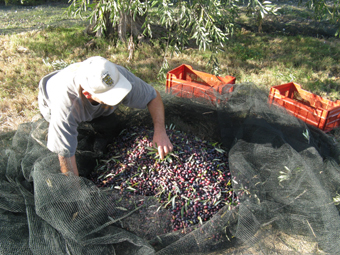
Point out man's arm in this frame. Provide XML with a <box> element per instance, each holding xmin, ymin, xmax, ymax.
<box><xmin>58</xmin><ymin>154</ymin><xmax>79</xmax><ymax>176</ymax></box>
<box><xmin>147</xmin><ymin>90</ymin><xmax>173</xmax><ymax>159</ymax></box>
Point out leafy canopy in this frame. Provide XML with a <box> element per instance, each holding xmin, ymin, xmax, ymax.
<box><xmin>67</xmin><ymin>0</ymin><xmax>279</xmax><ymax>49</ymax></box>
<box><xmin>67</xmin><ymin>0</ymin><xmax>281</xmax><ymax>74</ymax></box>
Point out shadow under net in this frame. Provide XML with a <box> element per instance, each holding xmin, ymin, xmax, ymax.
<box><xmin>1</xmin><ymin>82</ymin><xmax>340</xmax><ymax>254</ymax></box>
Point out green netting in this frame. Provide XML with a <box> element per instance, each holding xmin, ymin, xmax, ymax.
<box><xmin>1</xmin><ymin>83</ymin><xmax>340</xmax><ymax>254</ymax></box>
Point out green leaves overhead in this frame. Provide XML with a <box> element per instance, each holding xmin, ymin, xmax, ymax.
<box><xmin>68</xmin><ymin>0</ymin><xmax>148</xmax><ymax>35</ymax></box>
<box><xmin>66</xmin><ymin>0</ymin><xmax>295</xmax><ymax>72</ymax></box>
<box><xmin>67</xmin><ymin>0</ymin><xmax>240</xmax><ymax>50</ymax></box>
<box><xmin>153</xmin><ymin>0</ymin><xmax>237</xmax><ymax>51</ymax></box>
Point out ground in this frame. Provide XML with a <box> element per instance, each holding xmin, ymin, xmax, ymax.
<box><xmin>238</xmin><ymin>0</ymin><xmax>338</xmax><ymax>38</ymax></box>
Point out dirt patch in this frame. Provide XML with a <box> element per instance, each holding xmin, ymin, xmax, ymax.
<box><xmin>237</xmin><ymin>0</ymin><xmax>339</xmax><ymax>38</ymax></box>
<box><xmin>240</xmin><ymin>15</ymin><xmax>338</xmax><ymax>38</ymax></box>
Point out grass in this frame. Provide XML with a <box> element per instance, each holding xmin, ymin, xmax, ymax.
<box><xmin>0</xmin><ymin>3</ymin><xmax>88</xmax><ymax>34</ymax></box>
<box><xmin>222</xmin><ymin>33</ymin><xmax>340</xmax><ymax>97</ymax></box>
<box><xmin>0</xmin><ymin>3</ymin><xmax>340</xmax><ymax>134</ymax></box>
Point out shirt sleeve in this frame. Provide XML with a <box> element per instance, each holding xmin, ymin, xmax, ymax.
<box><xmin>47</xmin><ymin>116</ymin><xmax>78</xmax><ymax>157</ymax></box>
<box><xmin>117</xmin><ymin>65</ymin><xmax>157</xmax><ymax>109</ymax></box>
<box><xmin>47</xmin><ymin>95</ymin><xmax>80</xmax><ymax>157</ymax></box>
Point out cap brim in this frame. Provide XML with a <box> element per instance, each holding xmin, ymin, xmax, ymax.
<box><xmin>94</xmin><ymin>72</ymin><xmax>132</xmax><ymax>106</ymax></box>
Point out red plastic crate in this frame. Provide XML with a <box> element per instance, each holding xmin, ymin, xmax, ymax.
<box><xmin>268</xmin><ymin>82</ymin><xmax>340</xmax><ymax>132</ymax></box>
<box><xmin>166</xmin><ymin>64</ymin><xmax>235</xmax><ymax>104</ymax></box>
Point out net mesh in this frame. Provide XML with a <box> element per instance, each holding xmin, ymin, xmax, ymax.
<box><xmin>1</xmin><ymin>82</ymin><xmax>340</xmax><ymax>254</ymax></box>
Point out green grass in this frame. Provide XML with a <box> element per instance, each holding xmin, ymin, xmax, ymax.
<box><xmin>0</xmin><ymin>3</ymin><xmax>340</xmax><ymax>132</ymax></box>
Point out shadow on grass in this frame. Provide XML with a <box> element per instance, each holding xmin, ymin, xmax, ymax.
<box><xmin>238</xmin><ymin>0</ymin><xmax>339</xmax><ymax>38</ymax></box>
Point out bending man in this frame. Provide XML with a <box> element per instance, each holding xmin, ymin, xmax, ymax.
<box><xmin>38</xmin><ymin>56</ymin><xmax>173</xmax><ymax>176</ymax></box>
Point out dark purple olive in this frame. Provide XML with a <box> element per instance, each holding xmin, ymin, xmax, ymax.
<box><xmin>90</xmin><ymin>126</ymin><xmax>236</xmax><ymax>232</ymax></box>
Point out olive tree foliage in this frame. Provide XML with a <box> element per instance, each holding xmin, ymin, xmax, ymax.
<box><xmin>66</xmin><ymin>0</ymin><xmax>277</xmax><ymax>74</ymax></box>
<box><xmin>67</xmin><ymin>0</ymin><xmax>238</xmax><ymax>46</ymax></box>
<box><xmin>67</xmin><ymin>0</ymin><xmax>241</xmax><ymax>74</ymax></box>
<box><xmin>67</xmin><ymin>0</ymin><xmax>149</xmax><ymax>40</ymax></box>
<box><xmin>298</xmin><ymin>0</ymin><xmax>340</xmax><ymax>36</ymax></box>
<box><xmin>152</xmin><ymin>0</ymin><xmax>240</xmax><ymax>75</ymax></box>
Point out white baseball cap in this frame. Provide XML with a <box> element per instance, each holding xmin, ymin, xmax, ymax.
<box><xmin>76</xmin><ymin>56</ymin><xmax>132</xmax><ymax>106</ymax></box>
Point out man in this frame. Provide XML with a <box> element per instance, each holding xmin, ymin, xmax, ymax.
<box><xmin>38</xmin><ymin>56</ymin><xmax>173</xmax><ymax>176</ymax></box>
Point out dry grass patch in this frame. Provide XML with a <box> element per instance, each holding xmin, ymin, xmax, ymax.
<box><xmin>0</xmin><ymin>93</ymin><xmax>39</xmax><ymax>133</ymax></box>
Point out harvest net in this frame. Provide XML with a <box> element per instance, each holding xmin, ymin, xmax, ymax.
<box><xmin>1</xmin><ymin>82</ymin><xmax>340</xmax><ymax>254</ymax></box>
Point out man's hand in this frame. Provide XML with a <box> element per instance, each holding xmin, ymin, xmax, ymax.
<box><xmin>147</xmin><ymin>90</ymin><xmax>173</xmax><ymax>160</ymax></box>
<box><xmin>153</xmin><ymin>130</ymin><xmax>173</xmax><ymax>160</ymax></box>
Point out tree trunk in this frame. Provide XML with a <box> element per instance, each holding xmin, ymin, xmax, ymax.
<box><xmin>84</xmin><ymin>10</ymin><xmax>114</xmax><ymax>38</ymax></box>
<box><xmin>95</xmin><ymin>10</ymin><xmax>115</xmax><ymax>38</ymax></box>
<box><xmin>85</xmin><ymin>8</ymin><xmax>146</xmax><ymax>41</ymax></box>
<box><xmin>117</xmin><ymin>11</ymin><xmax>146</xmax><ymax>42</ymax></box>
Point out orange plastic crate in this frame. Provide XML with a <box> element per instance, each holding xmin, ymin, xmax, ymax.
<box><xmin>166</xmin><ymin>64</ymin><xmax>235</xmax><ymax>104</ymax></box>
<box><xmin>268</xmin><ymin>82</ymin><xmax>340</xmax><ymax>132</ymax></box>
